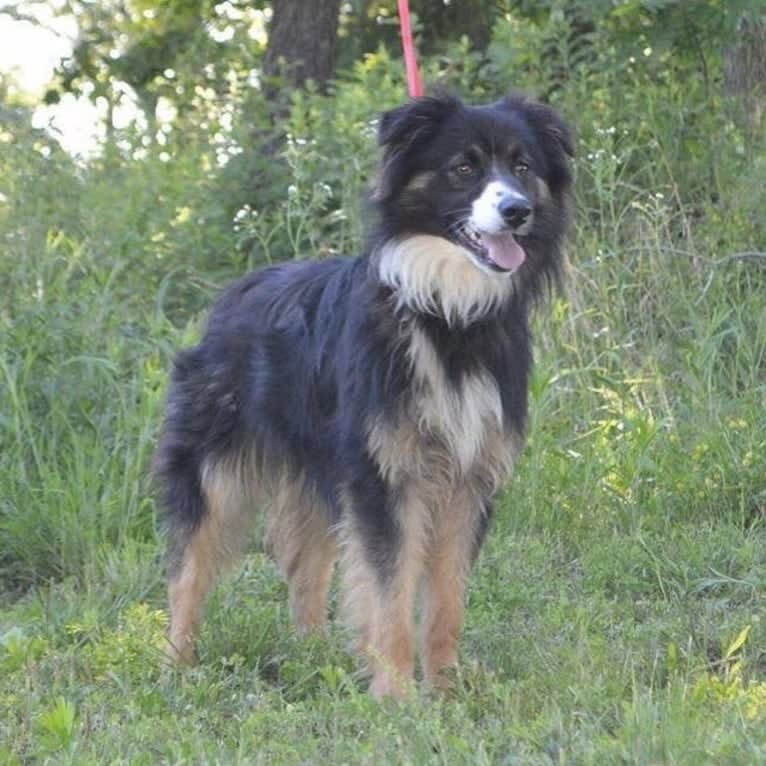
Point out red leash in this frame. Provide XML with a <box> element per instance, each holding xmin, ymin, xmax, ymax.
<box><xmin>397</xmin><ymin>0</ymin><xmax>424</xmax><ymax>98</ymax></box>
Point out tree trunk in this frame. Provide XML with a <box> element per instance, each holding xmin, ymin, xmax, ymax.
<box><xmin>262</xmin><ymin>0</ymin><xmax>343</xmax><ymax>93</ymax></box>
<box><xmin>724</xmin><ymin>13</ymin><xmax>766</xmax><ymax>154</ymax></box>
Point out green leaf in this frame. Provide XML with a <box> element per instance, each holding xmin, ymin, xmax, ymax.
<box><xmin>724</xmin><ymin>625</ymin><xmax>751</xmax><ymax>660</ymax></box>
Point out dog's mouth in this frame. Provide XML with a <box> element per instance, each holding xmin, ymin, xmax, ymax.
<box><xmin>455</xmin><ymin>223</ymin><xmax>527</xmax><ymax>274</ymax></box>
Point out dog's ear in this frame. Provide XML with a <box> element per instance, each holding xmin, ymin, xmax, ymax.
<box><xmin>374</xmin><ymin>95</ymin><xmax>460</xmax><ymax>202</ymax></box>
<box><xmin>378</xmin><ymin>94</ymin><xmax>460</xmax><ymax>153</ymax></box>
<box><xmin>524</xmin><ymin>100</ymin><xmax>575</xmax><ymax>158</ymax></box>
<box><xmin>498</xmin><ymin>94</ymin><xmax>575</xmax><ymax>159</ymax></box>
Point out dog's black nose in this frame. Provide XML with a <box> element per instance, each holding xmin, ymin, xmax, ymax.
<box><xmin>498</xmin><ymin>196</ymin><xmax>532</xmax><ymax>228</ymax></box>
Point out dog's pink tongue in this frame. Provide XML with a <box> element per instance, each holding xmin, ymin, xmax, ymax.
<box><xmin>484</xmin><ymin>231</ymin><xmax>526</xmax><ymax>272</ymax></box>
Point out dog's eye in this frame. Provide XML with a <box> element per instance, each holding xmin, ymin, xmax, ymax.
<box><xmin>454</xmin><ymin>162</ymin><xmax>475</xmax><ymax>177</ymax></box>
<box><xmin>515</xmin><ymin>160</ymin><xmax>530</xmax><ymax>176</ymax></box>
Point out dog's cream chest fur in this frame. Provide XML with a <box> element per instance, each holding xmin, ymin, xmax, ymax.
<box><xmin>368</xmin><ymin>326</ymin><xmax>519</xmax><ymax>494</ymax></box>
<box><xmin>377</xmin><ymin>235</ymin><xmax>513</xmax><ymax>325</ymax></box>
<box><xmin>407</xmin><ymin>327</ymin><xmax>504</xmax><ymax>473</ymax></box>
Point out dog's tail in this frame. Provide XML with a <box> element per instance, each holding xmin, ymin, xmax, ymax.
<box><xmin>155</xmin><ymin>342</ymin><xmax>247</xmax><ymax>540</ymax></box>
<box><xmin>154</xmin><ymin>437</ymin><xmax>206</xmax><ymax>566</ymax></box>
<box><xmin>155</xmin><ymin>348</ymin><xmax>212</xmax><ymax>541</ymax></box>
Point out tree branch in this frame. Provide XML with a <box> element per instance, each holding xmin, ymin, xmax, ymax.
<box><xmin>0</xmin><ymin>5</ymin><xmax>64</xmax><ymax>37</ymax></box>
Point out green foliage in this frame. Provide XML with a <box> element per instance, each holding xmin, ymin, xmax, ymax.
<box><xmin>1</xmin><ymin>2</ymin><xmax>765</xmax><ymax>762</ymax></box>
<box><xmin>38</xmin><ymin>697</ymin><xmax>77</xmax><ymax>752</ymax></box>
<box><xmin>48</xmin><ymin>0</ymin><xmax>267</xmax><ymax>140</ymax></box>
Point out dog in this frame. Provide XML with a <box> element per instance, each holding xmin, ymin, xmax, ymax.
<box><xmin>156</xmin><ymin>93</ymin><xmax>574</xmax><ymax>698</ymax></box>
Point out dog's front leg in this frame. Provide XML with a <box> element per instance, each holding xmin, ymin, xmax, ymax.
<box><xmin>421</xmin><ymin>491</ymin><xmax>489</xmax><ymax>690</ymax></box>
<box><xmin>338</xmin><ymin>482</ymin><xmax>428</xmax><ymax>699</ymax></box>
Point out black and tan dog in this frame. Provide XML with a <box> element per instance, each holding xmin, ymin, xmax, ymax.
<box><xmin>156</xmin><ymin>93</ymin><xmax>573</xmax><ymax>698</ymax></box>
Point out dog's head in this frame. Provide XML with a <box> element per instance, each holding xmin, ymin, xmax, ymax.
<box><xmin>374</xmin><ymin>94</ymin><xmax>574</xmax><ymax>282</ymax></box>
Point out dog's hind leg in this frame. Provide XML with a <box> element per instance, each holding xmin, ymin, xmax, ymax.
<box><xmin>266</xmin><ymin>476</ymin><xmax>337</xmax><ymax>635</ymax></box>
<box><xmin>167</xmin><ymin>516</ymin><xmax>223</xmax><ymax>664</ymax></box>
<box><xmin>166</xmin><ymin>453</ymin><xmax>255</xmax><ymax>664</ymax></box>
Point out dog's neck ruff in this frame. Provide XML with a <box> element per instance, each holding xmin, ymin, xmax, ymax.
<box><xmin>377</xmin><ymin>235</ymin><xmax>514</xmax><ymax>325</ymax></box>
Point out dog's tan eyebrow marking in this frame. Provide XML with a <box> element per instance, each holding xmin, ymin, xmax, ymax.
<box><xmin>405</xmin><ymin>171</ymin><xmax>435</xmax><ymax>192</ymax></box>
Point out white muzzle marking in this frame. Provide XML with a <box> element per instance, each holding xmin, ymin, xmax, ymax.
<box><xmin>470</xmin><ymin>180</ymin><xmax>530</xmax><ymax>234</ymax></box>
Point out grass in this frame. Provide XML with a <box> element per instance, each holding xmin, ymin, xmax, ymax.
<box><xmin>1</xmin><ymin>87</ymin><xmax>766</xmax><ymax>764</ymax></box>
